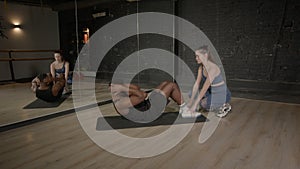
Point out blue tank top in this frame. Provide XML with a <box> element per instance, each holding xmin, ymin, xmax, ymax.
<box><xmin>55</xmin><ymin>62</ymin><xmax>65</xmax><ymax>77</ymax></box>
<box><xmin>202</xmin><ymin>67</ymin><xmax>224</xmax><ymax>85</ymax></box>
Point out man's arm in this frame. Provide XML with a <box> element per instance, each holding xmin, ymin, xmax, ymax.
<box><xmin>111</xmin><ymin>83</ymin><xmax>146</xmax><ymax>111</ymax></box>
<box><xmin>31</xmin><ymin>77</ymin><xmax>40</xmax><ymax>93</ymax></box>
<box><xmin>113</xmin><ymin>87</ymin><xmax>146</xmax><ymax>116</ymax></box>
<box><xmin>51</xmin><ymin>74</ymin><xmax>66</xmax><ymax>96</ymax></box>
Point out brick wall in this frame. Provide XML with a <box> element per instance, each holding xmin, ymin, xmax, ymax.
<box><xmin>58</xmin><ymin>0</ymin><xmax>300</xmax><ymax>84</ymax></box>
<box><xmin>179</xmin><ymin>0</ymin><xmax>300</xmax><ymax>82</ymax></box>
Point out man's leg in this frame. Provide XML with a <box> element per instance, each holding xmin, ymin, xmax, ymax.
<box><xmin>157</xmin><ymin>82</ymin><xmax>201</xmax><ymax>118</ymax></box>
<box><xmin>156</xmin><ymin>81</ymin><xmax>183</xmax><ymax>105</ymax></box>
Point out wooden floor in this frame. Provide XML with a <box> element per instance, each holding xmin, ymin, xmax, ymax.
<box><xmin>0</xmin><ymin>82</ymin><xmax>111</xmax><ymax>126</ymax></box>
<box><xmin>0</xmin><ymin>82</ymin><xmax>300</xmax><ymax>169</ymax></box>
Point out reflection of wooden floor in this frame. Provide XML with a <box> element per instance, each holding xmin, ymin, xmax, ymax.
<box><xmin>0</xmin><ymin>93</ymin><xmax>300</xmax><ymax>169</ymax></box>
<box><xmin>0</xmin><ymin>82</ymin><xmax>111</xmax><ymax>126</ymax></box>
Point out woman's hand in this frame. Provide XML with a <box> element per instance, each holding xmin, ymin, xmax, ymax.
<box><xmin>64</xmin><ymin>84</ymin><xmax>69</xmax><ymax>93</ymax></box>
<box><xmin>189</xmin><ymin>103</ymin><xmax>198</xmax><ymax>113</ymax></box>
<box><xmin>187</xmin><ymin>101</ymin><xmax>193</xmax><ymax>108</ymax></box>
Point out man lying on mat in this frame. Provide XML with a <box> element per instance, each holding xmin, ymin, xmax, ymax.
<box><xmin>109</xmin><ymin>81</ymin><xmax>201</xmax><ymax>123</ymax></box>
<box><xmin>31</xmin><ymin>73</ymin><xmax>65</xmax><ymax>102</ymax></box>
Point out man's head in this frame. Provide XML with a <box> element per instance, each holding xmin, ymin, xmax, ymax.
<box><xmin>37</xmin><ymin>73</ymin><xmax>52</xmax><ymax>85</ymax></box>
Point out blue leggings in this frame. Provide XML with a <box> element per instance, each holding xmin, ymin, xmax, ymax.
<box><xmin>202</xmin><ymin>84</ymin><xmax>231</xmax><ymax>110</ymax></box>
<box><xmin>189</xmin><ymin>84</ymin><xmax>231</xmax><ymax>110</ymax></box>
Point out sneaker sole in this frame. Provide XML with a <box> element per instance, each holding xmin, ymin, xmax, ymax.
<box><xmin>181</xmin><ymin>112</ymin><xmax>202</xmax><ymax>118</ymax></box>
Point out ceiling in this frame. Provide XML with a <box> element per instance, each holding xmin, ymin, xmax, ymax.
<box><xmin>2</xmin><ymin>0</ymin><xmax>74</xmax><ymax>7</ymax></box>
<box><xmin>1</xmin><ymin>0</ymin><xmax>127</xmax><ymax>11</ymax></box>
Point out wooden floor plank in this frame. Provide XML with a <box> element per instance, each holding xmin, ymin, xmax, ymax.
<box><xmin>0</xmin><ymin>82</ymin><xmax>111</xmax><ymax>126</ymax></box>
<box><xmin>0</xmin><ymin>82</ymin><xmax>300</xmax><ymax>169</ymax></box>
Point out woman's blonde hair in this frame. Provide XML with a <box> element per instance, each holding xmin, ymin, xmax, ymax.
<box><xmin>196</xmin><ymin>45</ymin><xmax>216</xmax><ymax>63</ymax></box>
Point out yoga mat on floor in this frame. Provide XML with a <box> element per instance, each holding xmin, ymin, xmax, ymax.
<box><xmin>23</xmin><ymin>93</ymin><xmax>71</xmax><ymax>109</ymax></box>
<box><xmin>96</xmin><ymin>112</ymin><xmax>207</xmax><ymax>130</ymax></box>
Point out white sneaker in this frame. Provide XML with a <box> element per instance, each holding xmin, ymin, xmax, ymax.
<box><xmin>181</xmin><ymin>110</ymin><xmax>202</xmax><ymax>118</ymax></box>
<box><xmin>224</xmin><ymin>103</ymin><xmax>232</xmax><ymax>112</ymax></box>
<box><xmin>179</xmin><ymin>105</ymin><xmax>189</xmax><ymax>114</ymax></box>
<box><xmin>215</xmin><ymin>103</ymin><xmax>231</xmax><ymax>118</ymax></box>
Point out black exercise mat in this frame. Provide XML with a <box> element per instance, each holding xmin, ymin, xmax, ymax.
<box><xmin>96</xmin><ymin>112</ymin><xmax>207</xmax><ymax>130</ymax></box>
<box><xmin>23</xmin><ymin>93</ymin><xmax>71</xmax><ymax>109</ymax></box>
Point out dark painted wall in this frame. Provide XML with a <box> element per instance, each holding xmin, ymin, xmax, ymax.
<box><xmin>59</xmin><ymin>0</ymin><xmax>175</xmax><ymax>86</ymax></box>
<box><xmin>58</xmin><ymin>0</ymin><xmax>300</xmax><ymax>84</ymax></box>
<box><xmin>178</xmin><ymin>0</ymin><xmax>300</xmax><ymax>82</ymax></box>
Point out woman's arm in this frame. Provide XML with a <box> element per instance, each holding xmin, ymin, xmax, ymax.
<box><xmin>190</xmin><ymin>77</ymin><xmax>211</xmax><ymax>111</ymax></box>
<box><xmin>64</xmin><ymin>61</ymin><xmax>70</xmax><ymax>83</ymax></box>
<box><xmin>188</xmin><ymin>66</ymin><xmax>202</xmax><ymax>107</ymax></box>
<box><xmin>50</xmin><ymin>63</ymin><xmax>56</xmax><ymax>78</ymax></box>
<box><xmin>189</xmin><ymin>61</ymin><xmax>221</xmax><ymax>111</ymax></box>
<box><xmin>63</xmin><ymin>62</ymin><xmax>70</xmax><ymax>91</ymax></box>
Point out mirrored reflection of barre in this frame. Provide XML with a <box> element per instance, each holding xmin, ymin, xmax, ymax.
<box><xmin>0</xmin><ymin>57</ymin><xmax>53</xmax><ymax>61</ymax></box>
<box><xmin>0</xmin><ymin>49</ymin><xmax>57</xmax><ymax>52</ymax></box>
<box><xmin>0</xmin><ymin>49</ymin><xmax>59</xmax><ymax>81</ymax></box>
